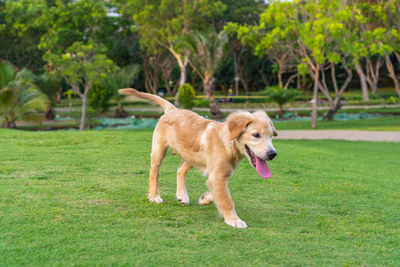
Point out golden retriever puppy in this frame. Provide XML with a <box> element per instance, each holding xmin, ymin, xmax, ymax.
<box><xmin>119</xmin><ymin>88</ymin><xmax>278</xmax><ymax>229</ymax></box>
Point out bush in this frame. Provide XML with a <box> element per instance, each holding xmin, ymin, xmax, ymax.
<box><xmin>194</xmin><ymin>98</ymin><xmax>210</xmax><ymax>107</ymax></box>
<box><xmin>386</xmin><ymin>96</ymin><xmax>399</xmax><ymax>104</ymax></box>
<box><xmin>88</xmin><ymin>84</ymin><xmax>114</xmax><ymax>113</ymax></box>
<box><xmin>178</xmin><ymin>83</ymin><xmax>195</xmax><ymax>109</ymax></box>
<box><xmin>345</xmin><ymin>94</ymin><xmax>363</xmax><ymax>101</ymax></box>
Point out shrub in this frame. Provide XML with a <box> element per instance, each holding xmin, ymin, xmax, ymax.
<box><xmin>386</xmin><ymin>96</ymin><xmax>399</xmax><ymax>104</ymax></box>
<box><xmin>194</xmin><ymin>98</ymin><xmax>210</xmax><ymax>107</ymax></box>
<box><xmin>178</xmin><ymin>83</ymin><xmax>195</xmax><ymax>109</ymax></box>
<box><xmin>265</xmin><ymin>86</ymin><xmax>299</xmax><ymax>116</ymax></box>
<box><xmin>88</xmin><ymin>84</ymin><xmax>114</xmax><ymax>113</ymax></box>
<box><xmin>0</xmin><ymin>64</ymin><xmax>49</xmax><ymax>128</ymax></box>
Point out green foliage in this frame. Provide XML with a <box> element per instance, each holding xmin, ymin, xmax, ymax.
<box><xmin>0</xmin><ymin>61</ymin><xmax>15</xmax><ymax>89</ymax></box>
<box><xmin>63</xmin><ymin>89</ymin><xmax>77</xmax><ymax>100</ymax></box>
<box><xmin>0</xmin><ymin>62</ymin><xmax>49</xmax><ymax>128</ymax></box>
<box><xmin>0</xmin><ymin>0</ymin><xmax>47</xmax><ymax>71</ymax></box>
<box><xmin>39</xmin><ymin>0</ymin><xmax>110</xmax><ymax>53</ymax></box>
<box><xmin>34</xmin><ymin>71</ymin><xmax>62</xmax><ymax>107</ymax></box>
<box><xmin>102</xmin><ymin>65</ymin><xmax>141</xmax><ymax>96</ymax></box>
<box><xmin>88</xmin><ymin>83</ymin><xmax>114</xmax><ymax>113</ymax></box>
<box><xmin>180</xmin><ymin>29</ymin><xmax>228</xmax><ymax>81</ymax></box>
<box><xmin>386</xmin><ymin>96</ymin><xmax>399</xmax><ymax>104</ymax></box>
<box><xmin>177</xmin><ymin>83</ymin><xmax>195</xmax><ymax>109</ymax></box>
<box><xmin>44</xmin><ymin>41</ymin><xmax>116</xmax><ymax>93</ymax></box>
<box><xmin>265</xmin><ymin>86</ymin><xmax>299</xmax><ymax>108</ymax></box>
<box><xmin>118</xmin><ymin>0</ymin><xmax>226</xmax><ymax>53</ymax></box>
<box><xmin>193</xmin><ymin>98</ymin><xmax>210</xmax><ymax>108</ymax></box>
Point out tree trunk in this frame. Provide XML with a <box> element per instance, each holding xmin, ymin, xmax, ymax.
<box><xmin>277</xmin><ymin>71</ymin><xmax>283</xmax><ymax>88</ymax></box>
<box><xmin>355</xmin><ymin>63</ymin><xmax>369</xmax><ymax>101</ymax></box>
<box><xmin>114</xmin><ymin>102</ymin><xmax>127</xmax><ymax>118</ymax></box>
<box><xmin>204</xmin><ymin>77</ymin><xmax>222</xmax><ymax>119</ymax></box>
<box><xmin>179</xmin><ymin>63</ymin><xmax>187</xmax><ymax>86</ymax></box>
<box><xmin>237</xmin><ymin>60</ymin><xmax>249</xmax><ymax>97</ymax></box>
<box><xmin>283</xmin><ymin>73</ymin><xmax>297</xmax><ymax>89</ymax></box>
<box><xmin>3</xmin><ymin>119</ymin><xmax>16</xmax><ymax>129</ymax></box>
<box><xmin>174</xmin><ymin>58</ymin><xmax>188</xmax><ymax>106</ymax></box>
<box><xmin>45</xmin><ymin>108</ymin><xmax>56</xmax><ymax>120</ymax></box>
<box><xmin>385</xmin><ymin>53</ymin><xmax>400</xmax><ymax>98</ymax></box>
<box><xmin>324</xmin><ymin>63</ymin><xmax>352</xmax><ymax>120</ymax></box>
<box><xmin>366</xmin><ymin>57</ymin><xmax>382</xmax><ymax>95</ymax></box>
<box><xmin>279</xmin><ymin>105</ymin><xmax>284</xmax><ymax>118</ymax></box>
<box><xmin>80</xmin><ymin>95</ymin><xmax>87</xmax><ymax>131</ymax></box>
<box><xmin>56</xmin><ymin>90</ymin><xmax>62</xmax><ymax>104</ymax></box>
<box><xmin>311</xmin><ymin>63</ymin><xmax>320</xmax><ymax>128</ymax></box>
<box><xmin>324</xmin><ymin>99</ymin><xmax>342</xmax><ymax>120</ymax></box>
<box><xmin>233</xmin><ymin>52</ymin><xmax>239</xmax><ymax>96</ymax></box>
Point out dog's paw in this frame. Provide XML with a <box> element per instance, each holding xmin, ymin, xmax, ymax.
<box><xmin>176</xmin><ymin>192</ymin><xmax>190</xmax><ymax>205</ymax></box>
<box><xmin>198</xmin><ymin>192</ymin><xmax>214</xmax><ymax>205</ymax></box>
<box><xmin>224</xmin><ymin>218</ymin><xmax>248</xmax><ymax>229</ymax></box>
<box><xmin>148</xmin><ymin>195</ymin><xmax>163</xmax><ymax>204</ymax></box>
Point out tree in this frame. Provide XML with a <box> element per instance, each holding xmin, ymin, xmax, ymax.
<box><xmin>0</xmin><ymin>0</ymin><xmax>47</xmax><ymax>71</ymax></box>
<box><xmin>382</xmin><ymin>0</ymin><xmax>400</xmax><ymax>98</ymax></box>
<box><xmin>217</xmin><ymin>0</ymin><xmax>266</xmax><ymax>95</ymax></box>
<box><xmin>115</xmin><ymin>0</ymin><xmax>226</xmax><ymax>89</ymax></box>
<box><xmin>44</xmin><ymin>42</ymin><xmax>116</xmax><ymax>130</ymax></box>
<box><xmin>40</xmin><ymin>0</ymin><xmax>117</xmax><ymax>130</ymax></box>
<box><xmin>231</xmin><ymin>0</ymin><xmax>365</xmax><ymax>127</ymax></box>
<box><xmin>35</xmin><ymin>70</ymin><xmax>62</xmax><ymax>119</ymax></box>
<box><xmin>0</xmin><ymin>62</ymin><xmax>49</xmax><ymax>128</ymax></box>
<box><xmin>180</xmin><ymin>29</ymin><xmax>228</xmax><ymax>118</ymax></box>
<box><xmin>349</xmin><ymin>1</ymin><xmax>395</xmax><ymax>100</ymax></box>
<box><xmin>264</xmin><ymin>86</ymin><xmax>299</xmax><ymax>117</ymax></box>
<box><xmin>102</xmin><ymin>64</ymin><xmax>141</xmax><ymax>117</ymax></box>
<box><xmin>158</xmin><ymin>53</ymin><xmax>180</xmax><ymax>97</ymax></box>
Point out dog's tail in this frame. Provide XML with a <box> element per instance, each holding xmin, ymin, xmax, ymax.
<box><xmin>119</xmin><ymin>88</ymin><xmax>176</xmax><ymax>112</ymax></box>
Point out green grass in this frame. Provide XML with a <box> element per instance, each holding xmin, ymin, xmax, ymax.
<box><xmin>274</xmin><ymin>116</ymin><xmax>400</xmax><ymax>131</ymax></box>
<box><xmin>1</xmin><ymin>129</ymin><xmax>399</xmax><ymax>266</ymax></box>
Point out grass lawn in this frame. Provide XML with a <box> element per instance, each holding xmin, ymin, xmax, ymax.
<box><xmin>1</xmin><ymin>129</ymin><xmax>399</xmax><ymax>266</ymax></box>
<box><xmin>274</xmin><ymin>116</ymin><xmax>400</xmax><ymax>131</ymax></box>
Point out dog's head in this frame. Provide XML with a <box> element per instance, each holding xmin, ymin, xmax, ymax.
<box><xmin>227</xmin><ymin>111</ymin><xmax>277</xmax><ymax>178</ymax></box>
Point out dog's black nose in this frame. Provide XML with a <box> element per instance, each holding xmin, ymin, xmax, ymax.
<box><xmin>267</xmin><ymin>150</ymin><xmax>277</xmax><ymax>160</ymax></box>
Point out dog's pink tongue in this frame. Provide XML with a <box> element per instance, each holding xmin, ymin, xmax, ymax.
<box><xmin>255</xmin><ymin>156</ymin><xmax>271</xmax><ymax>179</ymax></box>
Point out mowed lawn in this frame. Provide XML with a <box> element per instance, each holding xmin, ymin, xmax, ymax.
<box><xmin>274</xmin><ymin>116</ymin><xmax>400</xmax><ymax>131</ymax></box>
<box><xmin>1</xmin><ymin>129</ymin><xmax>399</xmax><ymax>266</ymax></box>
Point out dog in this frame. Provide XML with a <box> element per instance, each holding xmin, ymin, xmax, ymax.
<box><xmin>119</xmin><ymin>88</ymin><xmax>278</xmax><ymax>229</ymax></box>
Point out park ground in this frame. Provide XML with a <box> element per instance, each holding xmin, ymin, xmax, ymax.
<box><xmin>1</xmin><ymin>129</ymin><xmax>399</xmax><ymax>266</ymax></box>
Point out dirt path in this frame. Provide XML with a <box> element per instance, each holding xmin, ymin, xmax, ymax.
<box><xmin>276</xmin><ymin>130</ymin><xmax>400</xmax><ymax>142</ymax></box>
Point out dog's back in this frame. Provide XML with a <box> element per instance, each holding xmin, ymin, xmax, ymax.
<box><xmin>158</xmin><ymin>109</ymin><xmax>214</xmax><ymax>169</ymax></box>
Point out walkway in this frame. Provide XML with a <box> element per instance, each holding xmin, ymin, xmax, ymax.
<box><xmin>276</xmin><ymin>130</ymin><xmax>400</xmax><ymax>142</ymax></box>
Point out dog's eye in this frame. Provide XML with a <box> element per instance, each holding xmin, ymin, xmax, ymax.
<box><xmin>252</xmin><ymin>133</ymin><xmax>260</xmax><ymax>138</ymax></box>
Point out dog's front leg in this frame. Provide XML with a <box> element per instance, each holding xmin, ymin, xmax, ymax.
<box><xmin>207</xmin><ymin>174</ymin><xmax>247</xmax><ymax>229</ymax></box>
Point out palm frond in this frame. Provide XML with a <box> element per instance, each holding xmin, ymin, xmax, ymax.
<box><xmin>0</xmin><ymin>62</ymin><xmax>15</xmax><ymax>89</ymax></box>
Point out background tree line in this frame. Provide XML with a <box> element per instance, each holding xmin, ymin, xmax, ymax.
<box><xmin>0</xmin><ymin>0</ymin><xmax>399</xmax><ymax>129</ymax></box>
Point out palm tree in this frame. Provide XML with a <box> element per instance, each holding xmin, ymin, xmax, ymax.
<box><xmin>0</xmin><ymin>62</ymin><xmax>49</xmax><ymax>128</ymax></box>
<box><xmin>103</xmin><ymin>65</ymin><xmax>140</xmax><ymax>117</ymax></box>
<box><xmin>264</xmin><ymin>86</ymin><xmax>299</xmax><ymax>117</ymax></box>
<box><xmin>181</xmin><ymin>29</ymin><xmax>228</xmax><ymax>119</ymax></box>
<box><xmin>35</xmin><ymin>71</ymin><xmax>62</xmax><ymax>120</ymax></box>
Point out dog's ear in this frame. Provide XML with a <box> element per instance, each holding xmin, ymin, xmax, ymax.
<box><xmin>270</xmin><ymin>121</ymin><xmax>278</xmax><ymax>137</ymax></box>
<box><xmin>227</xmin><ymin>113</ymin><xmax>253</xmax><ymax>140</ymax></box>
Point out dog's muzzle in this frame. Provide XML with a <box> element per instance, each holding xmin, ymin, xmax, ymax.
<box><xmin>267</xmin><ymin>150</ymin><xmax>277</xmax><ymax>160</ymax></box>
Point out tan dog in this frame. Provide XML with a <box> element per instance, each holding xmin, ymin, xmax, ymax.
<box><xmin>119</xmin><ymin>88</ymin><xmax>278</xmax><ymax>229</ymax></box>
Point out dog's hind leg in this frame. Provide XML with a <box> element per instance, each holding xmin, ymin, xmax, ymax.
<box><xmin>148</xmin><ymin>133</ymin><xmax>168</xmax><ymax>204</ymax></box>
<box><xmin>176</xmin><ymin>160</ymin><xmax>192</xmax><ymax>205</ymax></box>
<box><xmin>198</xmin><ymin>192</ymin><xmax>214</xmax><ymax>205</ymax></box>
